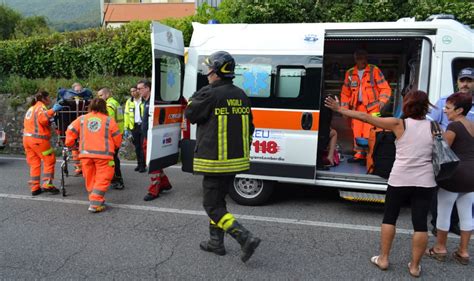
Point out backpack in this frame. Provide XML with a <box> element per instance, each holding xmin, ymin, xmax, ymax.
<box><xmin>367</xmin><ymin>128</ymin><xmax>396</xmax><ymax>179</ymax></box>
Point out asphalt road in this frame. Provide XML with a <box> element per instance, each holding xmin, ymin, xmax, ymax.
<box><xmin>0</xmin><ymin>155</ymin><xmax>472</xmax><ymax>280</ymax></box>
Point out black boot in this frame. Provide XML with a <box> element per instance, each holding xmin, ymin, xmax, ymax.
<box><xmin>200</xmin><ymin>224</ymin><xmax>226</xmax><ymax>256</ymax></box>
<box><xmin>227</xmin><ymin>221</ymin><xmax>261</xmax><ymax>262</ymax></box>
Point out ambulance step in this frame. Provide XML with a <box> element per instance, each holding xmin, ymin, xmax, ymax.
<box><xmin>339</xmin><ymin>191</ymin><xmax>385</xmax><ymax>203</ymax></box>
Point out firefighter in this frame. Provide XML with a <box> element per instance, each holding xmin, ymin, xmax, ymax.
<box><xmin>185</xmin><ymin>51</ymin><xmax>261</xmax><ymax>263</ymax></box>
<box><xmin>137</xmin><ymin>80</ymin><xmax>173</xmax><ymax>201</ymax></box>
<box><xmin>23</xmin><ymin>91</ymin><xmax>63</xmax><ymax>195</ymax></box>
<box><xmin>65</xmin><ymin>98</ymin><xmax>122</xmax><ymax>213</ymax></box>
<box><xmin>97</xmin><ymin>88</ymin><xmax>125</xmax><ymax>189</ymax></box>
<box><xmin>340</xmin><ymin>49</ymin><xmax>391</xmax><ymax>163</ymax></box>
<box><xmin>124</xmin><ymin>86</ymin><xmax>146</xmax><ymax>173</ymax></box>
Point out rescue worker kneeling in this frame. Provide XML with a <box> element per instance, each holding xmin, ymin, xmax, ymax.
<box><xmin>185</xmin><ymin>51</ymin><xmax>261</xmax><ymax>262</ymax></box>
<box><xmin>65</xmin><ymin>98</ymin><xmax>122</xmax><ymax>213</ymax></box>
<box><xmin>23</xmin><ymin>91</ymin><xmax>63</xmax><ymax>195</ymax></box>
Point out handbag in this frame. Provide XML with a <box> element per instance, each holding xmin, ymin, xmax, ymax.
<box><xmin>430</xmin><ymin>121</ymin><xmax>460</xmax><ymax>181</ymax></box>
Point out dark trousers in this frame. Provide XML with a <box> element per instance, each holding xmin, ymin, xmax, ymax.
<box><xmin>202</xmin><ymin>175</ymin><xmax>235</xmax><ymax>224</ymax></box>
<box><xmin>430</xmin><ymin>187</ymin><xmax>459</xmax><ymax>228</ymax></box>
<box><xmin>132</xmin><ymin>125</ymin><xmax>145</xmax><ymax>168</ymax></box>
<box><xmin>112</xmin><ymin>149</ymin><xmax>123</xmax><ymax>183</ymax></box>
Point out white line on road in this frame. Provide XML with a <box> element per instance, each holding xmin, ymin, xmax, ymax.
<box><xmin>0</xmin><ymin>192</ymin><xmax>424</xmax><ymax>236</ymax></box>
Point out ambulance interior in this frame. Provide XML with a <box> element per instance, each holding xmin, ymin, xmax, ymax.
<box><xmin>317</xmin><ymin>36</ymin><xmax>431</xmax><ymax>182</ymax></box>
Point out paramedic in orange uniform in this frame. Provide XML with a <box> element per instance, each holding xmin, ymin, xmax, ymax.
<box><xmin>340</xmin><ymin>49</ymin><xmax>392</xmax><ymax>163</ymax></box>
<box><xmin>23</xmin><ymin>91</ymin><xmax>63</xmax><ymax>195</ymax></box>
<box><xmin>65</xmin><ymin>98</ymin><xmax>122</xmax><ymax>213</ymax></box>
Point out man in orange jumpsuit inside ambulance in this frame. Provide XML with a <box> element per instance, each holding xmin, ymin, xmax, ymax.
<box><xmin>65</xmin><ymin>98</ymin><xmax>122</xmax><ymax>213</ymax></box>
<box><xmin>340</xmin><ymin>49</ymin><xmax>391</xmax><ymax>164</ymax></box>
<box><xmin>23</xmin><ymin>91</ymin><xmax>63</xmax><ymax>195</ymax></box>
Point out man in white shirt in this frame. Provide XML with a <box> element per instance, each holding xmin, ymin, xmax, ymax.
<box><xmin>124</xmin><ymin>86</ymin><xmax>146</xmax><ymax>173</ymax></box>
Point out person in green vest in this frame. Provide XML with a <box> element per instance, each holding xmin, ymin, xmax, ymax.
<box><xmin>124</xmin><ymin>85</ymin><xmax>146</xmax><ymax>173</ymax></box>
<box><xmin>98</xmin><ymin>87</ymin><xmax>125</xmax><ymax>189</ymax></box>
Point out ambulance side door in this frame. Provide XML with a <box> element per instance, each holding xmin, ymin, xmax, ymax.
<box><xmin>147</xmin><ymin>22</ymin><xmax>185</xmax><ymax>171</ymax></box>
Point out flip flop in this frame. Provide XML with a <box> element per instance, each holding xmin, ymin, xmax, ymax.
<box><xmin>424</xmin><ymin>247</ymin><xmax>447</xmax><ymax>262</ymax></box>
<box><xmin>452</xmin><ymin>251</ymin><xmax>470</xmax><ymax>265</ymax></box>
<box><xmin>370</xmin><ymin>255</ymin><xmax>388</xmax><ymax>271</ymax></box>
<box><xmin>408</xmin><ymin>262</ymin><xmax>421</xmax><ymax>278</ymax></box>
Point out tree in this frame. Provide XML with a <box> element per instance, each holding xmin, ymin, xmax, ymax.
<box><xmin>13</xmin><ymin>16</ymin><xmax>51</xmax><ymax>39</ymax></box>
<box><xmin>0</xmin><ymin>5</ymin><xmax>21</xmax><ymax>40</ymax></box>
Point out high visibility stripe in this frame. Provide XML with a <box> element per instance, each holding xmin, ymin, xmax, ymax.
<box><xmin>91</xmin><ymin>189</ymin><xmax>105</xmax><ymax>196</ymax></box>
<box><xmin>111</xmin><ymin>130</ymin><xmax>121</xmax><ymax>137</ymax></box>
<box><xmin>23</xmin><ymin>133</ymin><xmax>48</xmax><ymax>140</ymax></box>
<box><xmin>42</xmin><ymin>147</ymin><xmax>54</xmax><ymax>156</ymax></box>
<box><xmin>43</xmin><ymin>173</ymin><xmax>53</xmax><ymax>178</ymax></box>
<box><xmin>194</xmin><ymin>157</ymin><xmax>248</xmax><ymax>164</ymax></box>
<box><xmin>217</xmin><ymin>213</ymin><xmax>235</xmax><ymax>231</ymax></box>
<box><xmin>80</xmin><ymin>150</ymin><xmax>115</xmax><ymax>156</ymax></box>
<box><xmin>30</xmin><ymin>176</ymin><xmax>40</xmax><ymax>181</ymax></box>
<box><xmin>369</xmin><ymin>65</ymin><xmax>377</xmax><ymax>102</ymax></box>
<box><xmin>367</xmin><ymin>101</ymin><xmax>379</xmax><ymax>110</ymax></box>
<box><xmin>68</xmin><ymin>126</ymin><xmax>79</xmax><ymax>135</ymax></box>
<box><xmin>218</xmin><ymin>115</ymin><xmax>228</xmax><ymax>160</ymax></box>
<box><xmin>105</xmin><ymin>117</ymin><xmax>110</xmax><ymax>154</ymax></box>
<box><xmin>241</xmin><ymin>115</ymin><xmax>249</xmax><ymax>158</ymax></box>
<box><xmin>376</xmin><ymin>78</ymin><xmax>386</xmax><ymax>85</ymax></box>
<box><xmin>80</xmin><ymin>116</ymin><xmax>85</xmax><ymax>154</ymax></box>
<box><xmin>34</xmin><ymin>107</ymin><xmax>39</xmax><ymax>136</ymax></box>
<box><xmin>89</xmin><ymin>200</ymin><xmax>104</xmax><ymax>207</ymax></box>
<box><xmin>193</xmin><ymin>163</ymin><xmax>250</xmax><ymax>173</ymax></box>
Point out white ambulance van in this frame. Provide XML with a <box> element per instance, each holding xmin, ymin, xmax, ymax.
<box><xmin>147</xmin><ymin>15</ymin><xmax>473</xmax><ymax>205</ymax></box>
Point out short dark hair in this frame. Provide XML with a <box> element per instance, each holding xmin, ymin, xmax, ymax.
<box><xmin>88</xmin><ymin>98</ymin><xmax>108</xmax><ymax>115</ymax></box>
<box><xmin>354</xmin><ymin>49</ymin><xmax>368</xmax><ymax>57</ymax></box>
<box><xmin>31</xmin><ymin>90</ymin><xmax>49</xmax><ymax>106</ymax></box>
<box><xmin>402</xmin><ymin>90</ymin><xmax>433</xmax><ymax>119</ymax></box>
<box><xmin>137</xmin><ymin>79</ymin><xmax>151</xmax><ymax>89</ymax></box>
<box><xmin>446</xmin><ymin>92</ymin><xmax>472</xmax><ymax>116</ymax></box>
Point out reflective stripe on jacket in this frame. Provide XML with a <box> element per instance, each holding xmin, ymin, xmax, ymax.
<box><xmin>185</xmin><ymin>79</ymin><xmax>255</xmax><ymax>175</ymax></box>
<box><xmin>124</xmin><ymin>98</ymin><xmax>143</xmax><ymax>130</ymax></box>
<box><xmin>65</xmin><ymin>112</ymin><xmax>122</xmax><ymax>160</ymax></box>
<box><xmin>340</xmin><ymin>64</ymin><xmax>391</xmax><ymax>113</ymax></box>
<box><xmin>23</xmin><ymin>101</ymin><xmax>54</xmax><ymax>140</ymax></box>
<box><xmin>106</xmin><ymin>97</ymin><xmax>124</xmax><ymax>133</ymax></box>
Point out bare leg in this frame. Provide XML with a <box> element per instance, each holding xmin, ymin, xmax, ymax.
<box><xmin>377</xmin><ymin>223</ymin><xmax>395</xmax><ymax>268</ymax></box>
<box><xmin>433</xmin><ymin>229</ymin><xmax>448</xmax><ymax>254</ymax></box>
<box><xmin>409</xmin><ymin>231</ymin><xmax>427</xmax><ymax>275</ymax></box>
<box><xmin>458</xmin><ymin>230</ymin><xmax>471</xmax><ymax>257</ymax></box>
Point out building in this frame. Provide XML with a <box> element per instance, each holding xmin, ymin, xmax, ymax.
<box><xmin>102</xmin><ymin>0</ymin><xmax>222</xmax><ymax>28</ymax></box>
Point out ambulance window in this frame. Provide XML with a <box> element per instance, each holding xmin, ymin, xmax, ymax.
<box><xmin>277</xmin><ymin>68</ymin><xmax>304</xmax><ymax>98</ymax></box>
<box><xmin>234</xmin><ymin>64</ymin><xmax>272</xmax><ymax>98</ymax></box>
<box><xmin>452</xmin><ymin>58</ymin><xmax>474</xmax><ymax>91</ymax></box>
<box><xmin>157</xmin><ymin>55</ymin><xmax>182</xmax><ymax>102</ymax></box>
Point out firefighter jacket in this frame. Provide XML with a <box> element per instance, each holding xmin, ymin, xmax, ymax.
<box><xmin>23</xmin><ymin>101</ymin><xmax>55</xmax><ymax>142</ymax></box>
<box><xmin>185</xmin><ymin>79</ymin><xmax>255</xmax><ymax>175</ymax></box>
<box><xmin>340</xmin><ymin>64</ymin><xmax>391</xmax><ymax>113</ymax></box>
<box><xmin>124</xmin><ymin>97</ymin><xmax>143</xmax><ymax>131</ymax></box>
<box><xmin>65</xmin><ymin>112</ymin><xmax>122</xmax><ymax>160</ymax></box>
<box><xmin>106</xmin><ymin>97</ymin><xmax>124</xmax><ymax>133</ymax></box>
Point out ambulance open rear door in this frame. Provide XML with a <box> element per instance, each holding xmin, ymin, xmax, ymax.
<box><xmin>146</xmin><ymin>22</ymin><xmax>185</xmax><ymax>172</ymax></box>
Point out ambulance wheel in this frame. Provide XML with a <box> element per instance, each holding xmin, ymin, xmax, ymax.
<box><xmin>229</xmin><ymin>178</ymin><xmax>274</xmax><ymax>206</ymax></box>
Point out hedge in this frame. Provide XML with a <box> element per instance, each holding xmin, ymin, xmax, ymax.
<box><xmin>0</xmin><ymin>21</ymin><xmax>152</xmax><ymax>79</ymax></box>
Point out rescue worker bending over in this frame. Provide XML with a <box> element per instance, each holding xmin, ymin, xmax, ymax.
<box><xmin>23</xmin><ymin>91</ymin><xmax>63</xmax><ymax>195</ymax></box>
<box><xmin>340</xmin><ymin>49</ymin><xmax>391</xmax><ymax>164</ymax></box>
<box><xmin>65</xmin><ymin>98</ymin><xmax>122</xmax><ymax>213</ymax></box>
<box><xmin>124</xmin><ymin>85</ymin><xmax>146</xmax><ymax>173</ymax></box>
<box><xmin>185</xmin><ymin>51</ymin><xmax>261</xmax><ymax>262</ymax></box>
<box><xmin>98</xmin><ymin>88</ymin><xmax>125</xmax><ymax>190</ymax></box>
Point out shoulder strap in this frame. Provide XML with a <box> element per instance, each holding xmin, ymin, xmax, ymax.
<box><xmin>430</xmin><ymin>121</ymin><xmax>442</xmax><ymax>136</ymax></box>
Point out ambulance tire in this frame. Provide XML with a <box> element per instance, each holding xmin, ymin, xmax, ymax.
<box><xmin>229</xmin><ymin>178</ymin><xmax>274</xmax><ymax>206</ymax></box>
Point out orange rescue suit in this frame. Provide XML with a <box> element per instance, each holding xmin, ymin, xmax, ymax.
<box><xmin>340</xmin><ymin>64</ymin><xmax>391</xmax><ymax>159</ymax></box>
<box><xmin>65</xmin><ymin>112</ymin><xmax>122</xmax><ymax>209</ymax></box>
<box><xmin>23</xmin><ymin>101</ymin><xmax>56</xmax><ymax>192</ymax></box>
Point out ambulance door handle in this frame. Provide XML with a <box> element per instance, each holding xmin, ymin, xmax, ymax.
<box><xmin>301</xmin><ymin>112</ymin><xmax>313</xmax><ymax>130</ymax></box>
<box><xmin>159</xmin><ymin>108</ymin><xmax>166</xmax><ymax>125</ymax></box>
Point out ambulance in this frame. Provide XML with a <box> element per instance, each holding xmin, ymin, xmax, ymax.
<box><xmin>146</xmin><ymin>15</ymin><xmax>474</xmax><ymax>205</ymax></box>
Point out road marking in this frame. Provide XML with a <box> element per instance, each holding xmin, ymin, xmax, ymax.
<box><xmin>0</xmin><ymin>156</ymin><xmax>181</xmax><ymax>168</ymax></box>
<box><xmin>0</xmin><ymin>192</ymin><xmax>454</xmax><ymax>237</ymax></box>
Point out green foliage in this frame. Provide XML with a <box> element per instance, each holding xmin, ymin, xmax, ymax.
<box><xmin>0</xmin><ymin>21</ymin><xmax>152</xmax><ymax>79</ymax></box>
<box><xmin>13</xmin><ymin>16</ymin><xmax>51</xmax><ymax>39</ymax></box>
<box><xmin>0</xmin><ymin>5</ymin><xmax>22</xmax><ymax>40</ymax></box>
<box><xmin>0</xmin><ymin>74</ymin><xmax>145</xmax><ymax>108</ymax></box>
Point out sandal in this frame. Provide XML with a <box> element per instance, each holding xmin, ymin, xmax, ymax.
<box><xmin>452</xmin><ymin>251</ymin><xmax>470</xmax><ymax>265</ymax></box>
<box><xmin>370</xmin><ymin>255</ymin><xmax>388</xmax><ymax>271</ymax></box>
<box><xmin>424</xmin><ymin>247</ymin><xmax>447</xmax><ymax>262</ymax></box>
<box><xmin>408</xmin><ymin>262</ymin><xmax>421</xmax><ymax>278</ymax></box>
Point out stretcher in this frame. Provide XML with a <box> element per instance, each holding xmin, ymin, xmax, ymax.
<box><xmin>54</xmin><ymin>98</ymin><xmax>90</xmax><ymax>196</ymax></box>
